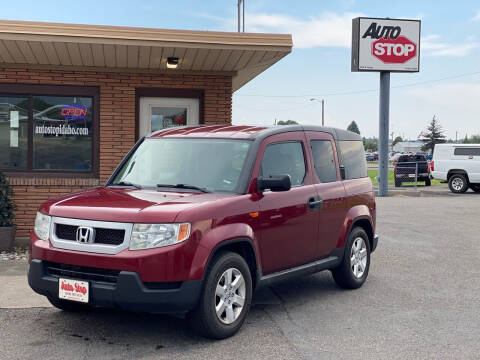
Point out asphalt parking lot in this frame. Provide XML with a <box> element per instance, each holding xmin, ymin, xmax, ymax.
<box><xmin>1</xmin><ymin>194</ymin><xmax>479</xmax><ymax>360</ymax></box>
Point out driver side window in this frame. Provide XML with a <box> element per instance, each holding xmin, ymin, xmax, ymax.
<box><xmin>260</xmin><ymin>142</ymin><xmax>306</xmax><ymax>186</ymax></box>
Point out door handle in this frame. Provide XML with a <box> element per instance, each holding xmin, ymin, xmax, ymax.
<box><xmin>308</xmin><ymin>197</ymin><xmax>323</xmax><ymax>210</ymax></box>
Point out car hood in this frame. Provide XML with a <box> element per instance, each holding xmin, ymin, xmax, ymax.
<box><xmin>40</xmin><ymin>187</ymin><xmax>236</xmax><ymax>223</ymax></box>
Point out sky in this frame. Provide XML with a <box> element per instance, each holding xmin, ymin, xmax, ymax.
<box><xmin>2</xmin><ymin>0</ymin><xmax>480</xmax><ymax>140</ymax></box>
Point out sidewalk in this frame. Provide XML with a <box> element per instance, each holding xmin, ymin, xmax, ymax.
<box><xmin>1</xmin><ymin>260</ymin><xmax>51</xmax><ymax>308</ymax></box>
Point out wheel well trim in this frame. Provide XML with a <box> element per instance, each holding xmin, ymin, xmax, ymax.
<box><xmin>204</xmin><ymin>238</ymin><xmax>260</xmax><ymax>285</ymax></box>
<box><xmin>347</xmin><ymin>216</ymin><xmax>374</xmax><ymax>250</ymax></box>
<box><xmin>447</xmin><ymin>169</ymin><xmax>469</xmax><ymax>181</ymax></box>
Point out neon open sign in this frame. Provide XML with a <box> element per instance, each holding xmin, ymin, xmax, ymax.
<box><xmin>61</xmin><ymin>105</ymin><xmax>88</xmax><ymax>120</ymax></box>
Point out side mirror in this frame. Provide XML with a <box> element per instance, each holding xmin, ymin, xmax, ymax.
<box><xmin>257</xmin><ymin>175</ymin><xmax>291</xmax><ymax>192</ymax></box>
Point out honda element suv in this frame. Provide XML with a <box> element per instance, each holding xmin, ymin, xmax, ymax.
<box><xmin>28</xmin><ymin>125</ymin><xmax>378</xmax><ymax>339</ymax></box>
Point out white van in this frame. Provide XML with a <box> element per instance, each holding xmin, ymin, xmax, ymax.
<box><xmin>432</xmin><ymin>144</ymin><xmax>480</xmax><ymax>193</ymax></box>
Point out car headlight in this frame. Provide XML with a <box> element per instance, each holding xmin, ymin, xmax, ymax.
<box><xmin>129</xmin><ymin>223</ymin><xmax>190</xmax><ymax>250</ymax></box>
<box><xmin>34</xmin><ymin>212</ymin><xmax>51</xmax><ymax>240</ymax></box>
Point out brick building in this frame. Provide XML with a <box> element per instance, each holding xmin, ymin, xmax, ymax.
<box><xmin>0</xmin><ymin>20</ymin><xmax>292</xmax><ymax>239</ymax></box>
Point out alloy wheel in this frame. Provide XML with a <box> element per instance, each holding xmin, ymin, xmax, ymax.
<box><xmin>214</xmin><ymin>268</ymin><xmax>246</xmax><ymax>325</ymax></box>
<box><xmin>350</xmin><ymin>237</ymin><xmax>368</xmax><ymax>278</ymax></box>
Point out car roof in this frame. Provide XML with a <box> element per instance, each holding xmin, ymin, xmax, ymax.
<box><xmin>435</xmin><ymin>143</ymin><xmax>480</xmax><ymax>147</ymax></box>
<box><xmin>148</xmin><ymin>125</ymin><xmax>362</xmax><ymax>141</ymax></box>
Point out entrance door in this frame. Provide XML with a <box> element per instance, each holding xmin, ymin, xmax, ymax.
<box><xmin>139</xmin><ymin>97</ymin><xmax>199</xmax><ymax>137</ymax></box>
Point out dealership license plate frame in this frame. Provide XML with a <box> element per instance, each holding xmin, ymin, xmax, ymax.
<box><xmin>58</xmin><ymin>278</ymin><xmax>89</xmax><ymax>303</ymax></box>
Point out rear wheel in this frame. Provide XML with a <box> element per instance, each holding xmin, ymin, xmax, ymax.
<box><xmin>395</xmin><ymin>179</ymin><xmax>402</xmax><ymax>187</ymax></box>
<box><xmin>188</xmin><ymin>252</ymin><xmax>252</xmax><ymax>339</ymax></box>
<box><xmin>425</xmin><ymin>178</ymin><xmax>431</xmax><ymax>186</ymax></box>
<box><xmin>332</xmin><ymin>227</ymin><xmax>370</xmax><ymax>289</ymax></box>
<box><xmin>47</xmin><ymin>296</ymin><xmax>91</xmax><ymax>312</ymax></box>
<box><xmin>470</xmin><ymin>184</ymin><xmax>480</xmax><ymax>193</ymax></box>
<box><xmin>448</xmin><ymin>174</ymin><xmax>468</xmax><ymax>193</ymax></box>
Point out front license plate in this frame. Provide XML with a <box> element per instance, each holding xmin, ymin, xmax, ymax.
<box><xmin>58</xmin><ymin>278</ymin><xmax>89</xmax><ymax>303</ymax></box>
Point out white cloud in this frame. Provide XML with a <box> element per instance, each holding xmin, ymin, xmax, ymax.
<box><xmin>197</xmin><ymin>11</ymin><xmax>363</xmax><ymax>48</ymax></box>
<box><xmin>472</xmin><ymin>11</ymin><xmax>480</xmax><ymax>21</ymax></box>
<box><xmin>421</xmin><ymin>34</ymin><xmax>479</xmax><ymax>56</ymax></box>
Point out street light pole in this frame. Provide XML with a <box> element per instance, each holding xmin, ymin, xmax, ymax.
<box><xmin>310</xmin><ymin>98</ymin><xmax>325</xmax><ymax>126</ymax></box>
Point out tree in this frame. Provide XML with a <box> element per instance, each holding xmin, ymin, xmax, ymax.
<box><xmin>420</xmin><ymin>115</ymin><xmax>446</xmax><ymax>153</ymax></box>
<box><xmin>392</xmin><ymin>136</ymin><xmax>403</xmax><ymax>146</ymax></box>
<box><xmin>463</xmin><ymin>135</ymin><xmax>480</xmax><ymax>144</ymax></box>
<box><xmin>363</xmin><ymin>139</ymin><xmax>378</xmax><ymax>152</ymax></box>
<box><xmin>0</xmin><ymin>171</ymin><xmax>15</xmax><ymax>227</ymax></box>
<box><xmin>277</xmin><ymin>120</ymin><xmax>298</xmax><ymax>125</ymax></box>
<box><xmin>347</xmin><ymin>121</ymin><xmax>360</xmax><ymax>135</ymax></box>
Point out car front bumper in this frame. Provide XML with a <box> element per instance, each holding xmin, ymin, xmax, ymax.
<box><xmin>28</xmin><ymin>259</ymin><xmax>202</xmax><ymax>314</ymax></box>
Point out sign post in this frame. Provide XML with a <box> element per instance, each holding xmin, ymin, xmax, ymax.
<box><xmin>351</xmin><ymin>17</ymin><xmax>421</xmax><ymax>196</ymax></box>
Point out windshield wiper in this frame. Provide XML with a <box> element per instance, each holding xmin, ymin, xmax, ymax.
<box><xmin>111</xmin><ymin>181</ymin><xmax>142</xmax><ymax>189</ymax></box>
<box><xmin>156</xmin><ymin>183</ymin><xmax>210</xmax><ymax>193</ymax></box>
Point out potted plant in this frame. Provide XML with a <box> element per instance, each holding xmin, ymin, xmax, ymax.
<box><xmin>0</xmin><ymin>171</ymin><xmax>16</xmax><ymax>252</ymax></box>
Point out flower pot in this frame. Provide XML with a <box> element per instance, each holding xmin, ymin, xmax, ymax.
<box><xmin>0</xmin><ymin>225</ymin><xmax>16</xmax><ymax>252</ymax></box>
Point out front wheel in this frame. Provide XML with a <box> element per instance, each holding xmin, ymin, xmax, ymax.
<box><xmin>448</xmin><ymin>174</ymin><xmax>468</xmax><ymax>193</ymax></box>
<box><xmin>332</xmin><ymin>227</ymin><xmax>371</xmax><ymax>289</ymax></box>
<box><xmin>188</xmin><ymin>252</ymin><xmax>252</xmax><ymax>339</ymax></box>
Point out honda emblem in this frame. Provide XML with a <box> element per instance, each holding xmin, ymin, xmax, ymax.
<box><xmin>76</xmin><ymin>226</ymin><xmax>95</xmax><ymax>243</ymax></box>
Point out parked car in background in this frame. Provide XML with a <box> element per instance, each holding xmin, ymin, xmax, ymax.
<box><xmin>373</xmin><ymin>152</ymin><xmax>379</xmax><ymax>161</ymax></box>
<box><xmin>431</xmin><ymin>144</ymin><xmax>480</xmax><ymax>193</ymax></box>
<box><xmin>391</xmin><ymin>153</ymin><xmax>403</xmax><ymax>163</ymax></box>
<box><xmin>394</xmin><ymin>154</ymin><xmax>431</xmax><ymax>187</ymax></box>
<box><xmin>365</xmin><ymin>152</ymin><xmax>375</xmax><ymax>161</ymax></box>
<box><xmin>28</xmin><ymin>125</ymin><xmax>378</xmax><ymax>339</ymax></box>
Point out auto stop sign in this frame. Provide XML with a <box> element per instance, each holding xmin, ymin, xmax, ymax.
<box><xmin>351</xmin><ymin>18</ymin><xmax>421</xmax><ymax>72</ymax></box>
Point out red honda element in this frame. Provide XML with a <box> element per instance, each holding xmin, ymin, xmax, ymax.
<box><xmin>29</xmin><ymin>125</ymin><xmax>378</xmax><ymax>339</ymax></box>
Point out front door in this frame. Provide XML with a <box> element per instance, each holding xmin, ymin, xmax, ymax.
<box><xmin>139</xmin><ymin>97</ymin><xmax>199</xmax><ymax>137</ymax></box>
<box><xmin>254</xmin><ymin>132</ymin><xmax>320</xmax><ymax>274</ymax></box>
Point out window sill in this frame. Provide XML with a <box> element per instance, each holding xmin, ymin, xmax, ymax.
<box><xmin>5</xmin><ymin>176</ymin><xmax>100</xmax><ymax>187</ymax></box>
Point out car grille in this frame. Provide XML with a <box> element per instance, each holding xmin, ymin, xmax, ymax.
<box><xmin>55</xmin><ymin>224</ymin><xmax>125</xmax><ymax>245</ymax></box>
<box><xmin>44</xmin><ymin>261</ymin><xmax>120</xmax><ymax>284</ymax></box>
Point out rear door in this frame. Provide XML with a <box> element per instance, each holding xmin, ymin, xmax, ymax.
<box><xmin>253</xmin><ymin>131</ymin><xmax>319</xmax><ymax>274</ymax></box>
<box><xmin>453</xmin><ymin>147</ymin><xmax>480</xmax><ymax>182</ymax></box>
<box><xmin>305</xmin><ymin>131</ymin><xmax>347</xmax><ymax>258</ymax></box>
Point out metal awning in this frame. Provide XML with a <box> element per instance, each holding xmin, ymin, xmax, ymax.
<box><xmin>0</xmin><ymin>20</ymin><xmax>292</xmax><ymax>91</ymax></box>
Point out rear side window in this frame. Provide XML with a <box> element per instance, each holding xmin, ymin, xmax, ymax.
<box><xmin>310</xmin><ymin>140</ymin><xmax>337</xmax><ymax>183</ymax></box>
<box><xmin>454</xmin><ymin>147</ymin><xmax>480</xmax><ymax>156</ymax></box>
<box><xmin>261</xmin><ymin>142</ymin><xmax>306</xmax><ymax>186</ymax></box>
<box><xmin>339</xmin><ymin>140</ymin><xmax>367</xmax><ymax>179</ymax></box>
<box><xmin>398</xmin><ymin>155</ymin><xmax>426</xmax><ymax>162</ymax></box>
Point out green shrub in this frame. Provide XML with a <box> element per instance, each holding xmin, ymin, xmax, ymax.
<box><xmin>0</xmin><ymin>172</ymin><xmax>15</xmax><ymax>227</ymax></box>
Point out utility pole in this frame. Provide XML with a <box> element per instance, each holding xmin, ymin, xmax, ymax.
<box><xmin>237</xmin><ymin>0</ymin><xmax>245</xmax><ymax>32</ymax></box>
<box><xmin>310</xmin><ymin>98</ymin><xmax>325</xmax><ymax>126</ymax></box>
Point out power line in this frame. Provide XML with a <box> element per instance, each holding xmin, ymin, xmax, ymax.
<box><xmin>235</xmin><ymin>70</ymin><xmax>480</xmax><ymax>98</ymax></box>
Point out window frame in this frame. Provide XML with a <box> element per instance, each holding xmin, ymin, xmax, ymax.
<box><xmin>0</xmin><ymin>83</ymin><xmax>99</xmax><ymax>178</ymax></box>
<box><xmin>259</xmin><ymin>140</ymin><xmax>307</xmax><ymax>187</ymax></box>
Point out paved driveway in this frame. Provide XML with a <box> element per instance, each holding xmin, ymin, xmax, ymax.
<box><xmin>1</xmin><ymin>195</ymin><xmax>479</xmax><ymax>359</ymax></box>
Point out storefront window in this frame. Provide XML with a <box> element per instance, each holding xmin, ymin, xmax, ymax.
<box><xmin>33</xmin><ymin>96</ymin><xmax>93</xmax><ymax>171</ymax></box>
<box><xmin>0</xmin><ymin>97</ymin><xmax>29</xmax><ymax>169</ymax></box>
<box><xmin>0</xmin><ymin>85</ymin><xmax>97</xmax><ymax>175</ymax></box>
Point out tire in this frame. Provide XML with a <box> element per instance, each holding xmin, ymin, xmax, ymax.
<box><xmin>47</xmin><ymin>295</ymin><xmax>91</xmax><ymax>312</ymax></box>
<box><xmin>395</xmin><ymin>179</ymin><xmax>402</xmax><ymax>187</ymax></box>
<box><xmin>470</xmin><ymin>184</ymin><xmax>480</xmax><ymax>193</ymax></box>
<box><xmin>332</xmin><ymin>227</ymin><xmax>370</xmax><ymax>289</ymax></box>
<box><xmin>188</xmin><ymin>252</ymin><xmax>252</xmax><ymax>339</ymax></box>
<box><xmin>448</xmin><ymin>174</ymin><xmax>468</xmax><ymax>193</ymax></box>
<box><xmin>425</xmin><ymin>178</ymin><xmax>431</xmax><ymax>186</ymax></box>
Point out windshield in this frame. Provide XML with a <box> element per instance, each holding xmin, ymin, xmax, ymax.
<box><xmin>111</xmin><ymin>138</ymin><xmax>252</xmax><ymax>193</ymax></box>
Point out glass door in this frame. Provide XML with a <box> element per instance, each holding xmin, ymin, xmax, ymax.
<box><xmin>139</xmin><ymin>97</ymin><xmax>199</xmax><ymax>137</ymax></box>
